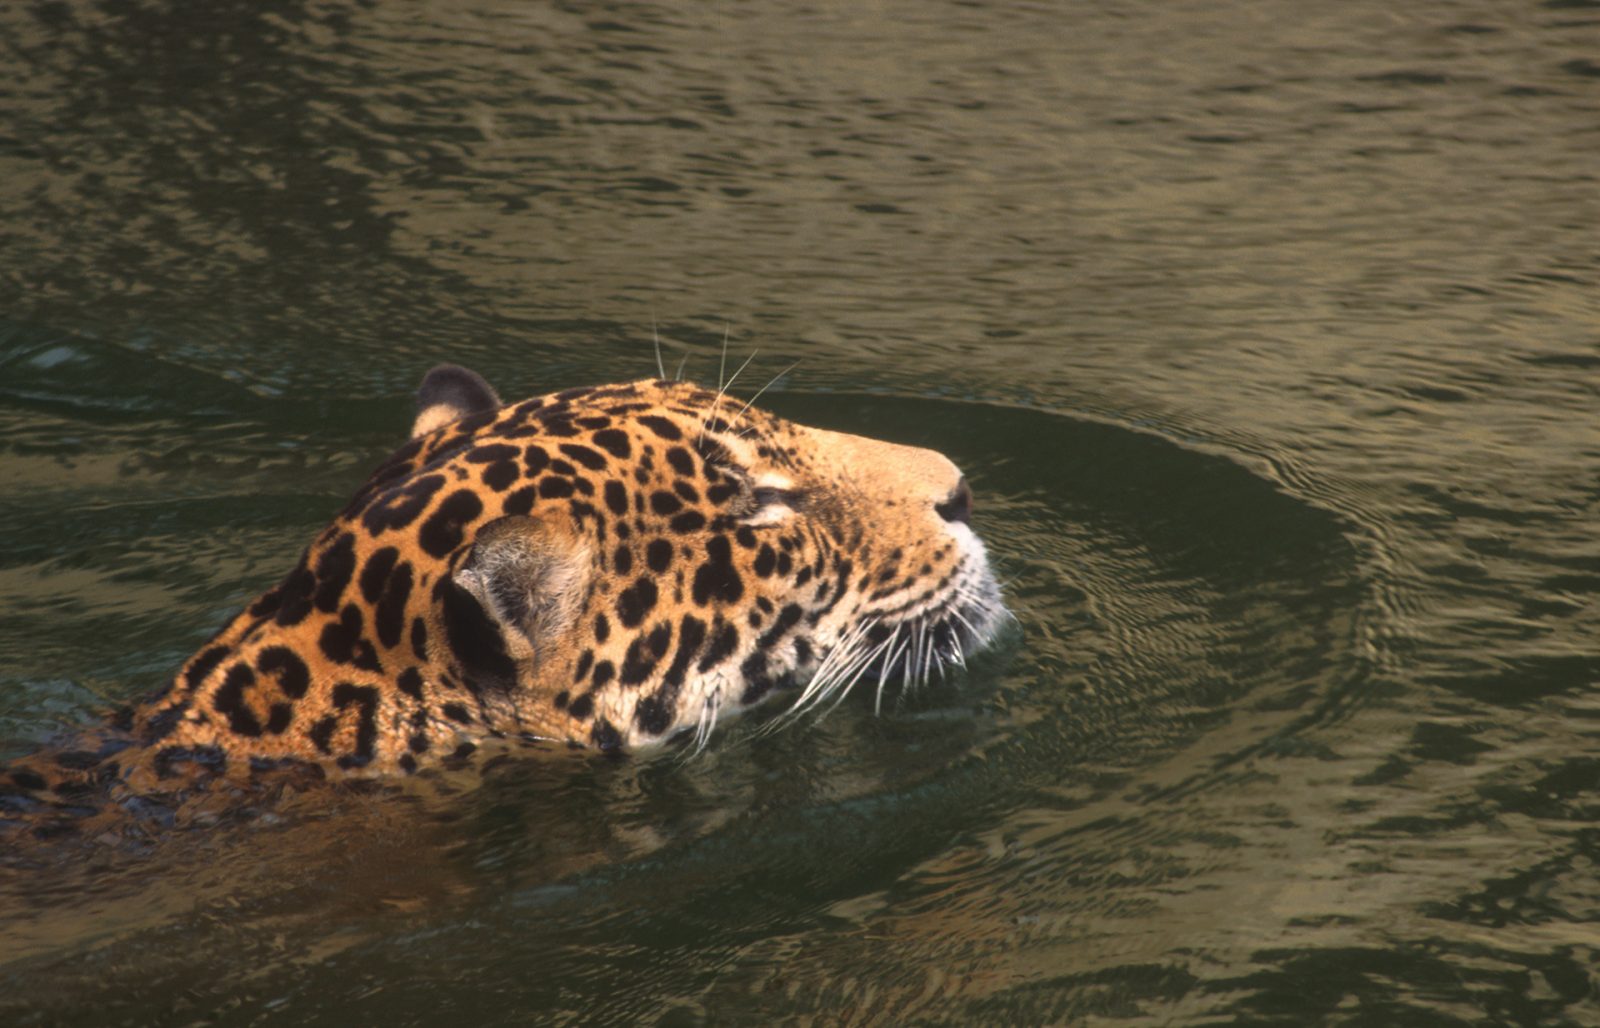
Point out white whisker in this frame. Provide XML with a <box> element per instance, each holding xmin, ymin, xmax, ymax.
<box><xmin>692</xmin><ymin>687</ymin><xmax>722</xmax><ymax>756</ymax></box>
<box><xmin>700</xmin><ymin>349</ymin><xmax>758</xmax><ymax>447</ymax></box>
<box><xmin>915</xmin><ymin>621</ymin><xmax>931</xmax><ymax>685</ymax></box>
<box><xmin>797</xmin><ymin>619</ymin><xmax>881</xmax><ymax>717</ymax></box>
<box><xmin>721</xmin><ymin>351</ymin><xmax>758</xmax><ymax>398</ymax></box>
<box><xmin>786</xmin><ymin>617</ymin><xmax>875</xmax><ymax>717</ymax></box>
<box><xmin>873</xmin><ymin>626</ymin><xmax>908</xmax><ymax>715</ymax></box>
<box><xmin>730</xmin><ymin>359</ymin><xmax>802</xmax><ymax>432</ymax></box>
<box><xmin>742</xmin><ymin>554</ymin><xmax>1003</xmax><ymax>737</ymax></box>
<box><xmin>903</xmin><ymin>621</ymin><xmax>920</xmax><ymax>690</ymax></box>
<box><xmin>818</xmin><ymin>633</ymin><xmax>897</xmax><ymax>720</ymax></box>
<box><xmin>756</xmin><ymin>621</ymin><xmax>860</xmax><ymax>737</ymax></box>
<box><xmin>947</xmin><ymin>605</ymin><xmax>981</xmax><ymax>639</ymax></box>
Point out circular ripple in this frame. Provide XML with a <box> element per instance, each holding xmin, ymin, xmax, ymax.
<box><xmin>0</xmin><ymin>390</ymin><xmax>1378</xmax><ymax>1025</ymax></box>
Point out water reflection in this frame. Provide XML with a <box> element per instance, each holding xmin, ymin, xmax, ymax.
<box><xmin>2</xmin><ymin>0</ymin><xmax>492</xmax><ymax>389</ymax></box>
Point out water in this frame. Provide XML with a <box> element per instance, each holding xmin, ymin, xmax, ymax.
<box><xmin>1</xmin><ymin>0</ymin><xmax>1596</xmax><ymax>1022</ymax></box>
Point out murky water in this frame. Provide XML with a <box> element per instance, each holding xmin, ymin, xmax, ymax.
<box><xmin>2</xmin><ymin>0</ymin><xmax>1597</xmax><ymax>1023</ymax></box>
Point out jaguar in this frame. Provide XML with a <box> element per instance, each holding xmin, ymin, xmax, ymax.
<box><xmin>2</xmin><ymin>363</ymin><xmax>1004</xmax><ymax>834</ymax></box>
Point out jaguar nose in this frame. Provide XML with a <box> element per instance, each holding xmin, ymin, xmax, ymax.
<box><xmin>935</xmin><ymin>478</ymin><xmax>973</xmax><ymax>525</ymax></box>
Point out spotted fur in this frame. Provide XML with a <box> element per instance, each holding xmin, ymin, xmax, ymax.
<box><xmin>2</xmin><ymin>365</ymin><xmax>1003</xmax><ymax>831</ymax></box>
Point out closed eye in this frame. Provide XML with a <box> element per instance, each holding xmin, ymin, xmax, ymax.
<box><xmin>752</xmin><ymin>486</ymin><xmax>803</xmax><ymax>509</ymax></box>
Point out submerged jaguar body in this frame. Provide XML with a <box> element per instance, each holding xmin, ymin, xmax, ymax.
<box><xmin>3</xmin><ymin>364</ymin><xmax>1003</xmax><ymax>829</ymax></box>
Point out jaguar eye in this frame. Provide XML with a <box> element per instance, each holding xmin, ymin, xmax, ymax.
<box><xmin>751</xmin><ymin>486</ymin><xmax>799</xmax><ymax>508</ymax></box>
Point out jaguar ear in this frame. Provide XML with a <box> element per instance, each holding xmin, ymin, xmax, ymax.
<box><xmin>447</xmin><ymin>515</ymin><xmax>591</xmax><ymax>676</ymax></box>
<box><xmin>413</xmin><ymin>363</ymin><xmax>502</xmax><ymax>438</ymax></box>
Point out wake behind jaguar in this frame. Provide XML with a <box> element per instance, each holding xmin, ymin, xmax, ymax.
<box><xmin>2</xmin><ymin>363</ymin><xmax>1004</xmax><ymax>829</ymax></box>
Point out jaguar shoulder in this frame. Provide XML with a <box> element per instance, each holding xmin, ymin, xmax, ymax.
<box><xmin>3</xmin><ymin>364</ymin><xmax>1004</xmax><ymax>828</ymax></box>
